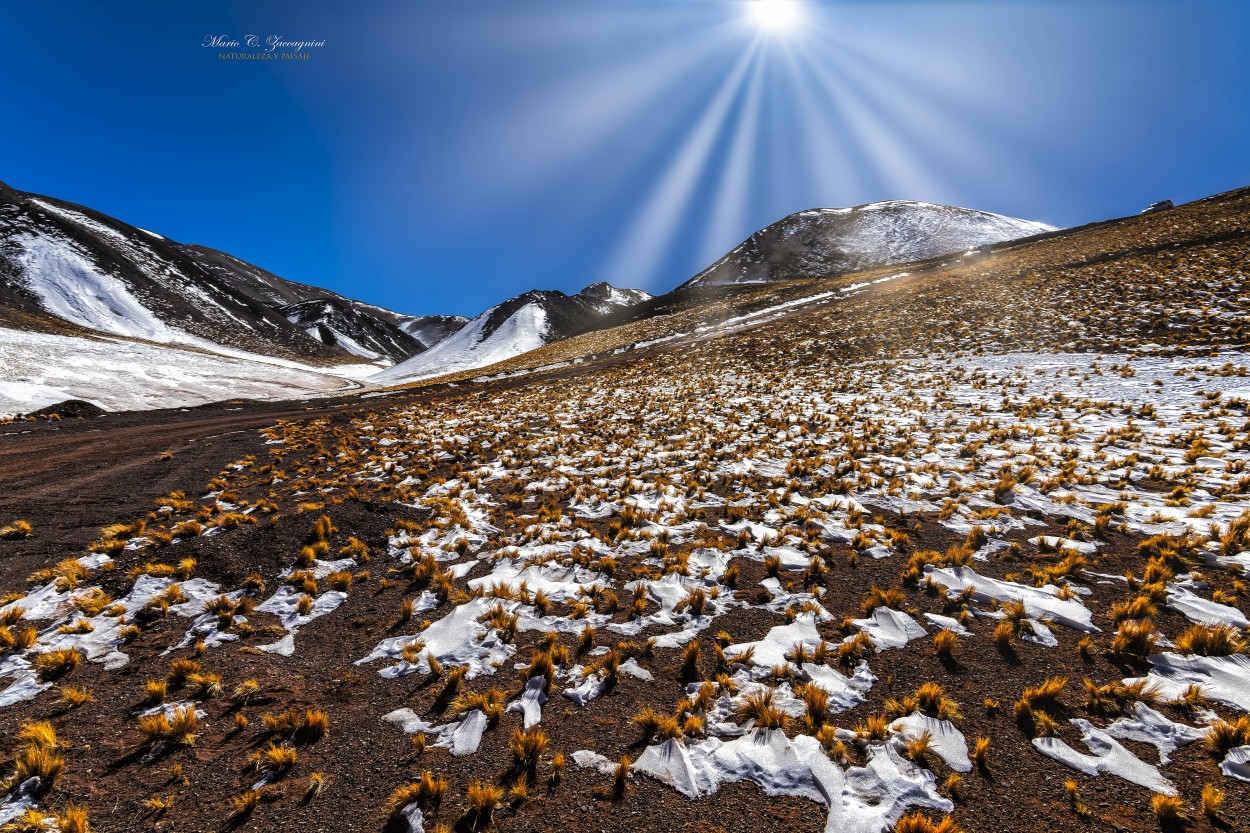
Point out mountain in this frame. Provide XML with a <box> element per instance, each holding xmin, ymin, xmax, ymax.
<box><xmin>278</xmin><ymin>297</ymin><xmax>426</xmax><ymax>362</ymax></box>
<box><xmin>376</xmin><ymin>282</ymin><xmax>653</xmax><ymax>383</ymax></box>
<box><xmin>396</xmin><ymin>314</ymin><xmax>470</xmax><ymax>350</ymax></box>
<box><xmin>0</xmin><ymin>181</ymin><xmax>427</xmax><ymax>365</ymax></box>
<box><xmin>681</xmin><ymin>200</ymin><xmax>1055</xmax><ymax>289</ymax></box>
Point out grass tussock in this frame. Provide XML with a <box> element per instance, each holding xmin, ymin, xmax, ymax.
<box><xmin>510</xmin><ymin>726</ymin><xmax>548</xmax><ymax>771</ymax></box>
<box><xmin>1081</xmin><ymin>678</ymin><xmax>1161</xmax><ymax>715</ymax></box>
<box><xmin>932</xmin><ymin>629</ymin><xmax>959</xmax><ymax>662</ymax></box>
<box><xmin>1151</xmin><ymin>793</ymin><xmax>1187</xmax><ymax>825</ymax></box>
<box><xmin>2</xmin><ymin>721</ymin><xmax>66</xmax><ymax>796</ymax></box>
<box><xmin>734</xmin><ymin>689</ymin><xmax>788</xmax><ymax>730</ymax></box>
<box><xmin>251</xmin><ymin>742</ymin><xmax>298</xmax><ymax>775</ymax></box>
<box><xmin>463</xmin><ymin>779</ymin><xmax>503</xmax><ymax>827</ymax></box>
<box><xmin>1109</xmin><ymin>619</ymin><xmax>1158</xmax><ymax>658</ymax></box>
<box><xmin>389</xmin><ymin>771</ymin><xmax>448</xmax><ymax>817</ymax></box>
<box><xmin>892</xmin><ymin>811</ymin><xmax>963</xmax><ymax>833</ymax></box>
<box><xmin>0</xmin><ymin>520</ymin><xmax>33</xmax><ymax>539</ymax></box>
<box><xmin>33</xmin><ymin>648</ymin><xmax>83</xmax><ymax>679</ymax></box>
<box><xmin>886</xmin><ymin>682</ymin><xmax>962</xmax><ymax>721</ymax></box>
<box><xmin>1014</xmin><ymin>676</ymin><xmax>1067</xmax><ymax>736</ymax></box>
<box><xmin>1174</xmin><ymin>623</ymin><xmax>1246</xmax><ymax>656</ymax></box>
<box><xmin>861</xmin><ymin>585</ymin><xmax>906</xmax><ymax>616</ymax></box>
<box><xmin>451</xmin><ymin>688</ymin><xmax>507</xmax><ymax>725</ymax></box>
<box><xmin>1201</xmin><ymin>783</ymin><xmax>1225</xmax><ymax>819</ymax></box>
<box><xmin>1203</xmin><ymin>715</ymin><xmax>1250</xmax><ymax>756</ymax></box>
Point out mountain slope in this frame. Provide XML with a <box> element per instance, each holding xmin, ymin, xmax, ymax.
<box><xmin>376</xmin><ymin>283</ymin><xmax>653</xmax><ymax>383</ymax></box>
<box><xmin>396</xmin><ymin>313</ymin><xmax>470</xmax><ymax>350</ymax></box>
<box><xmin>682</xmin><ymin>200</ymin><xmax>1055</xmax><ymax>288</ymax></box>
<box><xmin>0</xmin><ymin>181</ymin><xmax>426</xmax><ymax>365</ymax></box>
<box><xmin>279</xmin><ymin>297</ymin><xmax>426</xmax><ymax>361</ymax></box>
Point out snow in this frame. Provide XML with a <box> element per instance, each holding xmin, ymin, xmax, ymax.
<box><xmin>1032</xmin><ymin>720</ymin><xmax>1175</xmax><ymax>794</ymax></box>
<box><xmin>1102</xmin><ymin>703</ymin><xmax>1205</xmax><ymax>765</ymax></box>
<box><xmin>852</xmin><ymin>608</ymin><xmax>927</xmax><ymax>651</ymax></box>
<box><xmin>0</xmin><ymin>326</ymin><xmax>371</xmax><ymax>414</ymax></box>
<box><xmin>727</xmin><ymin>613</ymin><xmax>825</xmax><ymax>669</ymax></box>
<box><xmin>0</xmin><ymin>777</ymin><xmax>45</xmax><ymax>827</ymax></box>
<box><xmin>380</xmin><ymin>707</ymin><xmax>488</xmax><ymax>757</ymax></box>
<box><xmin>924</xmin><ymin>564</ymin><xmax>1097</xmax><ymax>633</ymax></box>
<box><xmin>572</xmin><ymin>749</ymin><xmax>618</xmax><ymax>775</ymax></box>
<box><xmin>922</xmin><ymin>613</ymin><xmax>971</xmax><ymax>636</ymax></box>
<box><xmin>355</xmin><ymin>597</ymin><xmax>515</xmax><ymax>679</ymax></box>
<box><xmin>449</xmin><ymin>709</ymin><xmax>488</xmax><ymax>756</ymax></box>
<box><xmin>634</xmin><ymin>730</ymin><xmax>952</xmax><ymax>833</ymax></box>
<box><xmin>10</xmin><ymin>230</ymin><xmax>179</xmax><ymax>342</ymax></box>
<box><xmin>1129</xmin><ymin>653</ymin><xmax>1250</xmax><ymax>712</ymax></box>
<box><xmin>689</xmin><ymin>201</ymin><xmax>1055</xmax><ymax>288</ymax></box>
<box><xmin>1166</xmin><ymin>585</ymin><xmax>1250</xmax><ymax>629</ymax></box>
<box><xmin>505</xmin><ymin>676</ymin><xmax>548</xmax><ymax>728</ymax></box>
<box><xmin>378</xmin><ymin>301</ymin><xmax>550</xmax><ymax>383</ymax></box>
<box><xmin>561</xmin><ymin>668</ymin><xmax>611</xmax><ymax>706</ymax></box>
<box><xmin>1221</xmin><ymin>746</ymin><xmax>1250</xmax><ymax>782</ymax></box>
<box><xmin>253</xmin><ymin>586</ymin><xmax>348</xmax><ymax>657</ymax></box>
<box><xmin>1029</xmin><ymin>536</ymin><xmax>1099</xmax><ymax>555</ymax></box>
<box><xmin>890</xmin><ymin>713</ymin><xmax>971</xmax><ymax>772</ymax></box>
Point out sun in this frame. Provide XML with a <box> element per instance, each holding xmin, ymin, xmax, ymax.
<box><xmin>747</xmin><ymin>0</ymin><xmax>803</xmax><ymax>31</ymax></box>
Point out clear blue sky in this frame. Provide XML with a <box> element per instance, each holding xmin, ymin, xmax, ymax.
<box><xmin>2</xmin><ymin>1</ymin><xmax>1247</xmax><ymax>317</ymax></box>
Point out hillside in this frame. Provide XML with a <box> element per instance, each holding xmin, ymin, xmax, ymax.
<box><xmin>0</xmin><ymin>186</ymin><xmax>1247</xmax><ymax>833</ymax></box>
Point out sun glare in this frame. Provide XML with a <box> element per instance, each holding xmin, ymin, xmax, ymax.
<box><xmin>747</xmin><ymin>0</ymin><xmax>802</xmax><ymax>31</ymax></box>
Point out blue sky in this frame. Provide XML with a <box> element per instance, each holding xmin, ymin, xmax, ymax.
<box><xmin>2</xmin><ymin>1</ymin><xmax>1247</xmax><ymax>317</ymax></box>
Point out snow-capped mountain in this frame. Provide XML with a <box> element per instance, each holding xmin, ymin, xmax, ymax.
<box><xmin>396</xmin><ymin>314</ymin><xmax>470</xmax><ymax>350</ymax></box>
<box><xmin>681</xmin><ymin>200</ymin><xmax>1055</xmax><ymax>288</ymax></box>
<box><xmin>576</xmin><ymin>281</ymin><xmax>653</xmax><ymax>314</ymax></box>
<box><xmin>376</xmin><ymin>283</ymin><xmax>653</xmax><ymax>383</ymax></box>
<box><xmin>0</xmin><ymin>181</ymin><xmax>428</xmax><ymax>365</ymax></box>
<box><xmin>279</xmin><ymin>297</ymin><xmax>426</xmax><ymax>362</ymax></box>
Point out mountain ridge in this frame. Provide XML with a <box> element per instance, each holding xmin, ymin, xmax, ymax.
<box><xmin>0</xmin><ymin>181</ymin><xmax>450</xmax><ymax>366</ymax></box>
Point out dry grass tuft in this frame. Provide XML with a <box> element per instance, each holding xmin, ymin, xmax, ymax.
<box><xmin>1109</xmin><ymin>619</ymin><xmax>1158</xmax><ymax>658</ymax></box>
<box><xmin>1151</xmin><ymin>793</ymin><xmax>1187</xmax><ymax>824</ymax></box>
<box><xmin>1174</xmin><ymin>623</ymin><xmax>1246</xmax><ymax>656</ymax></box>
<box><xmin>510</xmin><ymin>726</ymin><xmax>548</xmax><ymax>771</ymax></box>
<box><xmin>735</xmin><ymin>689</ymin><xmax>788</xmax><ymax>730</ymax></box>
<box><xmin>0</xmin><ymin>520</ymin><xmax>32</xmax><ymax>539</ymax></box>
<box><xmin>932</xmin><ymin>629</ymin><xmax>959</xmax><ymax>662</ymax></box>
<box><xmin>892</xmin><ymin>811</ymin><xmax>963</xmax><ymax>833</ymax></box>
<box><xmin>463</xmin><ymin>779</ymin><xmax>503</xmax><ymax>826</ymax></box>
<box><xmin>33</xmin><ymin>648</ymin><xmax>83</xmax><ymax>679</ymax></box>
<box><xmin>1203</xmin><ymin>715</ymin><xmax>1250</xmax><ymax>756</ymax></box>
<box><xmin>1201</xmin><ymin>783</ymin><xmax>1225</xmax><ymax>820</ymax></box>
<box><xmin>389</xmin><ymin>771</ymin><xmax>448</xmax><ymax>817</ymax></box>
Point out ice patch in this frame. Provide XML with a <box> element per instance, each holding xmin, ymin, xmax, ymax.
<box><xmin>852</xmin><ymin>608</ymin><xmax>927</xmax><ymax>651</ymax></box>
<box><xmin>254</xmin><ymin>586</ymin><xmax>347</xmax><ymax>656</ymax></box>
<box><xmin>1221</xmin><ymin>746</ymin><xmax>1250</xmax><ymax>782</ymax></box>
<box><xmin>924</xmin><ymin>565</ymin><xmax>1097</xmax><ymax>632</ymax></box>
<box><xmin>1103</xmin><ymin>703</ymin><xmax>1205</xmax><ymax>765</ymax></box>
<box><xmin>889</xmin><ymin>713</ymin><xmax>971</xmax><ymax>772</ymax></box>
<box><xmin>1129</xmin><ymin>653</ymin><xmax>1250</xmax><ymax>712</ymax></box>
<box><xmin>1032</xmin><ymin>720</ymin><xmax>1175</xmax><ymax>794</ymax></box>
<box><xmin>1165</xmin><ymin>585</ymin><xmax>1249</xmax><ymax>629</ymax></box>
<box><xmin>506</xmin><ymin>676</ymin><xmax>548</xmax><ymax>728</ymax></box>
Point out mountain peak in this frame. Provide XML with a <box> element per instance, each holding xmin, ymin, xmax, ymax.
<box><xmin>683</xmin><ymin>201</ymin><xmax>1056</xmax><ymax>289</ymax></box>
